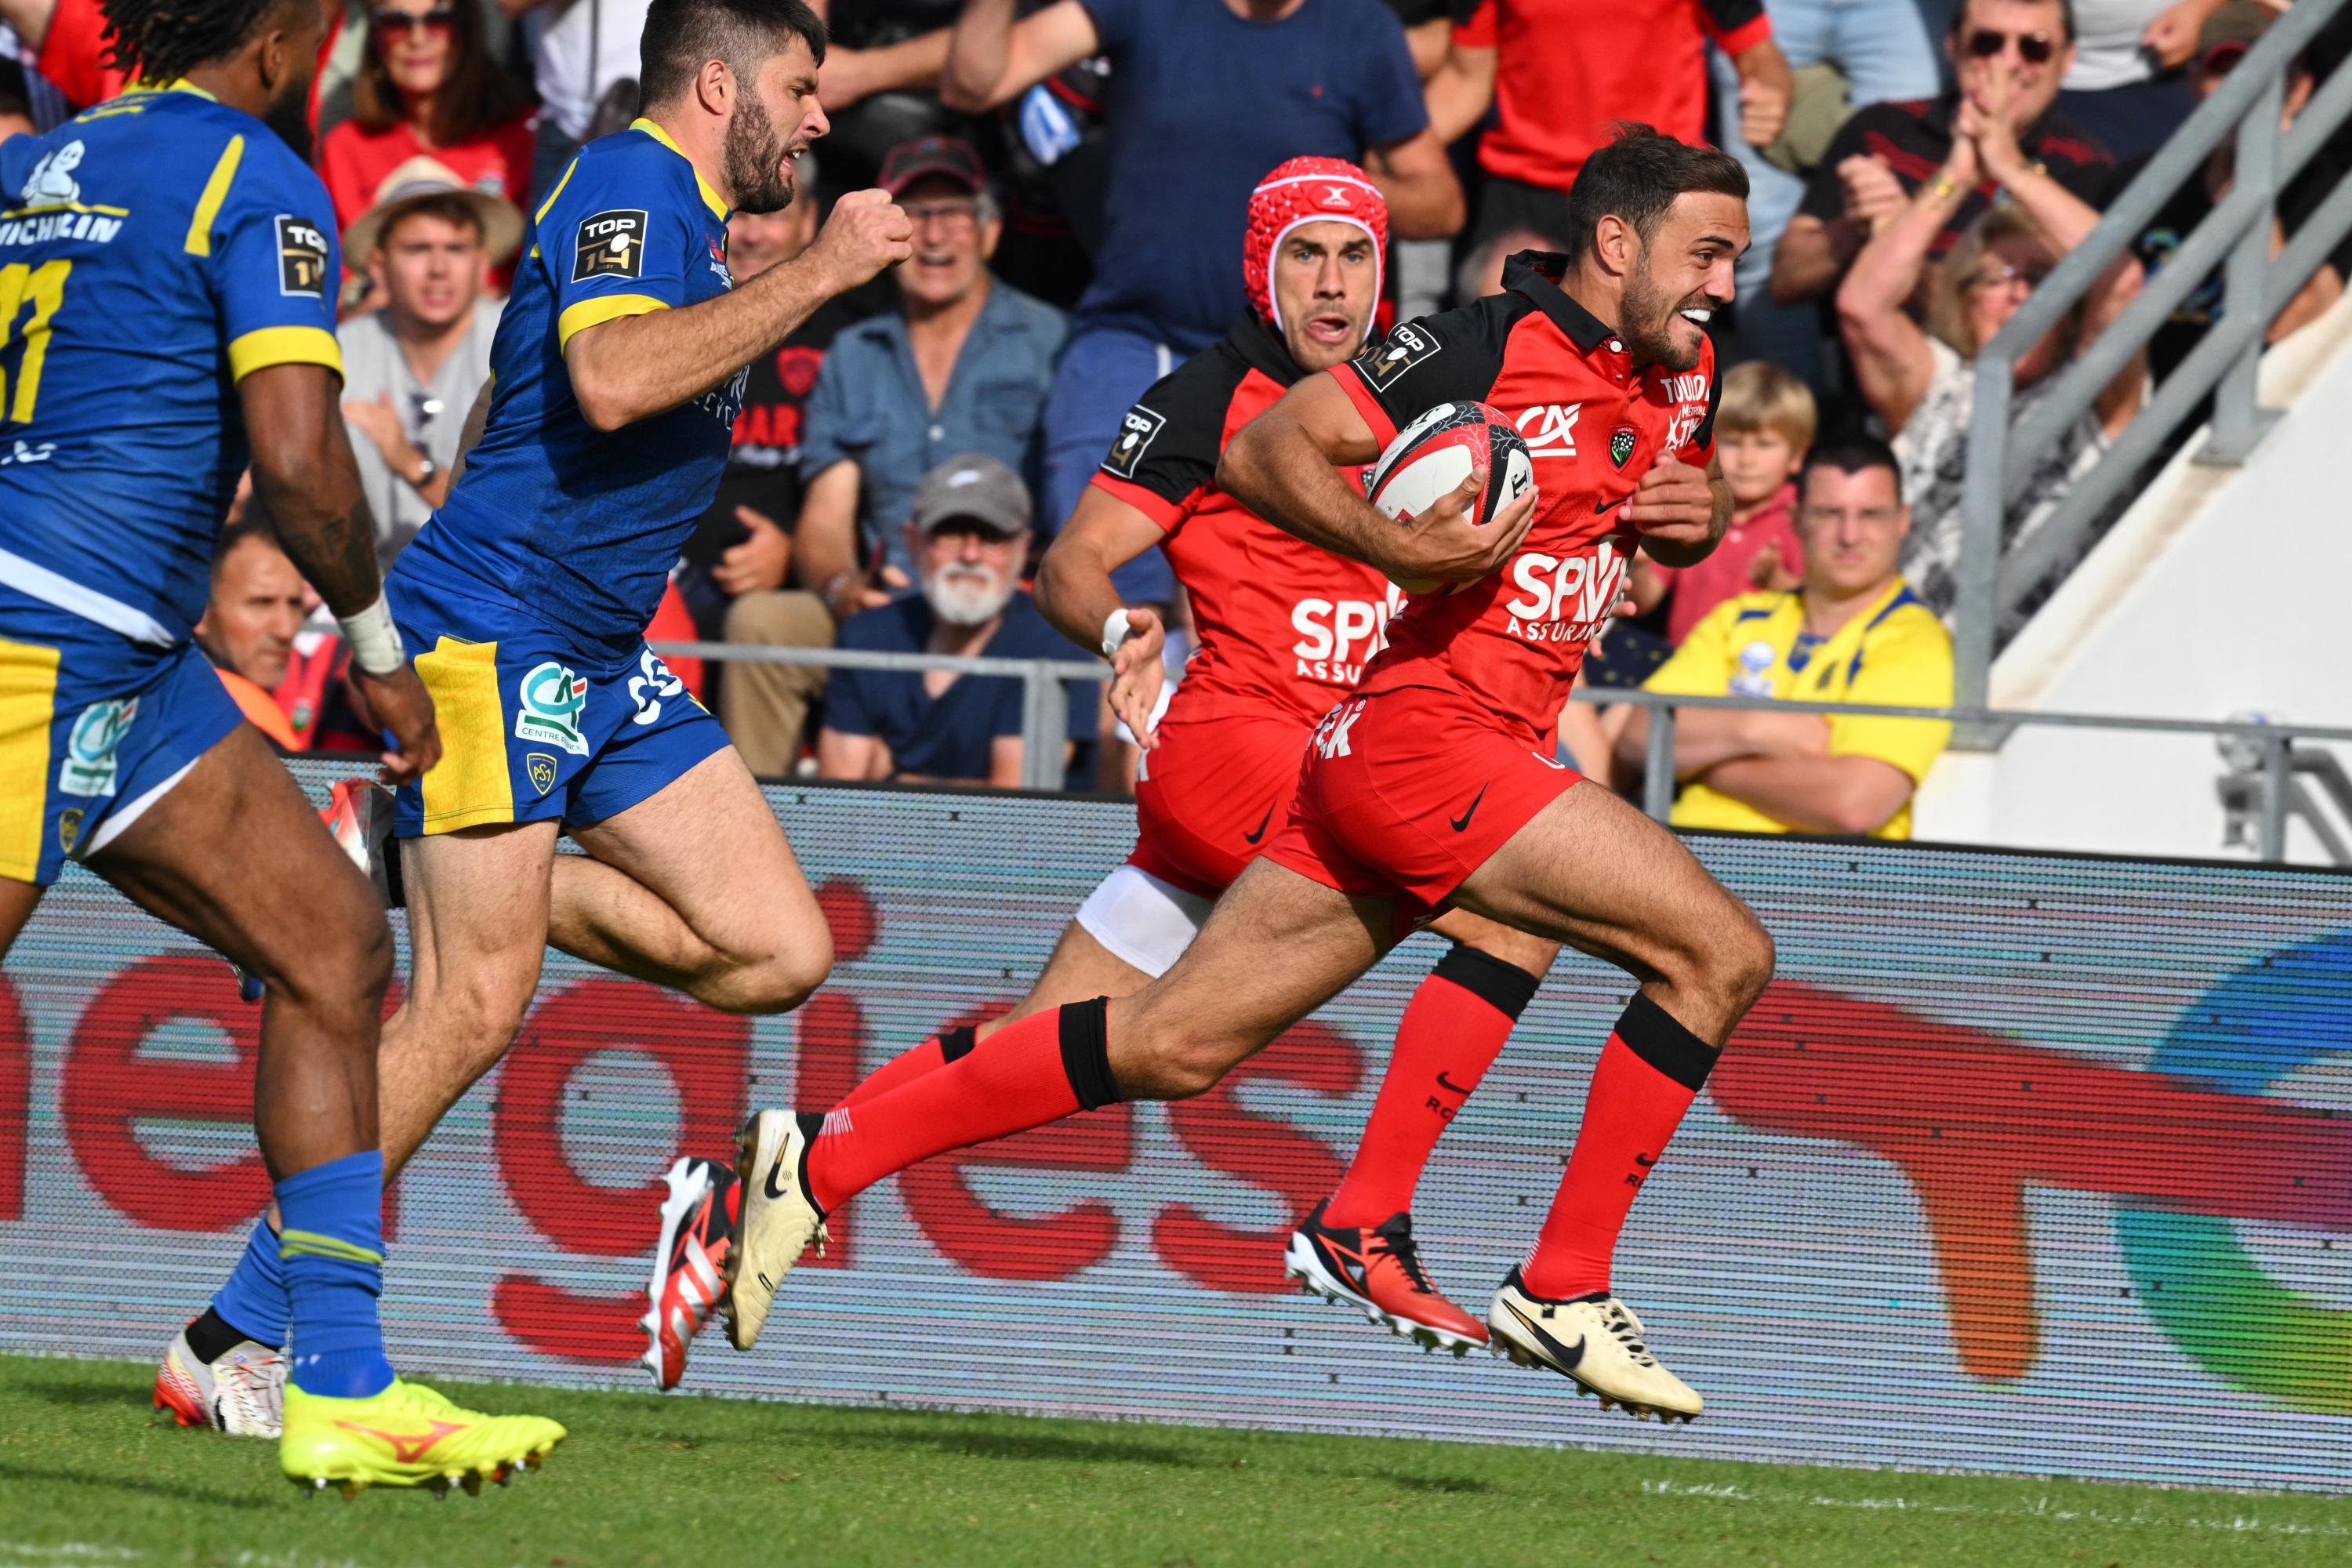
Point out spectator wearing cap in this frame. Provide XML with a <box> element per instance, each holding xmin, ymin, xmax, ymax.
<box><xmin>1616</xmin><ymin>436</ymin><xmax>1954</xmax><ymax>840</ymax></box>
<box><xmin>196</xmin><ymin>514</ymin><xmax>309</xmax><ymax>753</ymax></box>
<box><xmin>1773</xmin><ymin>0</ymin><xmax>2115</xmax><ymax>308</ymax></box>
<box><xmin>2127</xmin><ymin>2</ymin><xmax>2352</xmax><ymax>383</ymax></box>
<box><xmin>791</xmin><ymin>134</ymin><xmax>1065</xmax><ymax>614</ymax></box>
<box><xmin>337</xmin><ymin>158</ymin><xmax>521</xmax><ymax>570</ymax></box>
<box><xmin>942</xmin><ymin>0</ymin><xmax>1461</xmax><ymax>607</ymax></box>
<box><xmin>1428</xmin><ymin>0</ymin><xmax>1791</xmax><ymax>249</ymax></box>
<box><xmin>816</xmin><ymin>454</ymin><xmax>1094</xmax><ymax>787</ymax></box>
<box><xmin>318</xmin><ymin>0</ymin><xmax>535</xmax><ymax>238</ymax></box>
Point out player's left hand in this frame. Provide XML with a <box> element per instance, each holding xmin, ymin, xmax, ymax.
<box><xmin>1621</xmin><ymin>456</ymin><xmax>1717</xmax><ymax>550</ymax></box>
<box><xmin>353</xmin><ymin>662</ymin><xmax>442</xmax><ymax>785</ymax></box>
<box><xmin>1107</xmin><ymin>605</ymin><xmax>1167</xmax><ymax>749</ymax></box>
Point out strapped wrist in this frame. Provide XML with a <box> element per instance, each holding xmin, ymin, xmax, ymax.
<box><xmin>338</xmin><ymin>590</ymin><xmax>405</xmax><ymax>677</ymax></box>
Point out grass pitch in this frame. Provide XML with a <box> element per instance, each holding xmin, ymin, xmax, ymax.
<box><xmin>0</xmin><ymin>1356</ymin><xmax>2339</xmax><ymax>1566</ymax></box>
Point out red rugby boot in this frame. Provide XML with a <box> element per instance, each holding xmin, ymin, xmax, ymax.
<box><xmin>1283</xmin><ymin>1200</ymin><xmax>1487</xmax><ymax>1355</ymax></box>
<box><xmin>641</xmin><ymin>1156</ymin><xmax>737</xmax><ymax>1389</ymax></box>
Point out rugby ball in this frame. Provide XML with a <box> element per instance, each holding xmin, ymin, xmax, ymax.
<box><xmin>1363</xmin><ymin>401</ymin><xmax>1534</xmax><ymax>595</ymax></box>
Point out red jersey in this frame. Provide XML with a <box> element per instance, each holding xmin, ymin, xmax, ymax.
<box><xmin>1330</xmin><ymin>252</ymin><xmax>1721</xmax><ymax>741</ymax></box>
<box><xmin>318</xmin><ymin>112</ymin><xmax>537</xmax><ymax>286</ymax></box>
<box><xmin>1090</xmin><ymin>313</ymin><xmax>1399</xmax><ymax>728</ymax></box>
<box><xmin>1454</xmin><ymin>0</ymin><xmax>1770</xmax><ymax>194</ymax></box>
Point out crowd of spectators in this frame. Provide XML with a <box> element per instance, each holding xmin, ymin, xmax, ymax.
<box><xmin>5</xmin><ymin>0</ymin><xmax>2347</xmax><ymax>837</ymax></box>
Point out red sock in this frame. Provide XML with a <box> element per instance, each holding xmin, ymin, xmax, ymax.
<box><xmin>1522</xmin><ymin>994</ymin><xmax>1716</xmax><ymax>1300</ymax></box>
<box><xmin>805</xmin><ymin>1000</ymin><xmax>1117</xmax><ymax>1211</ymax></box>
<box><xmin>838</xmin><ymin>1024</ymin><xmax>981</xmax><ymax>1109</ymax></box>
<box><xmin>1326</xmin><ymin>946</ymin><xmax>1540</xmax><ymax>1227</ymax></box>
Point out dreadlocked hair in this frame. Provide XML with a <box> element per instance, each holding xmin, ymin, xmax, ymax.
<box><xmin>98</xmin><ymin>0</ymin><xmax>289</xmax><ymax>85</ymax></box>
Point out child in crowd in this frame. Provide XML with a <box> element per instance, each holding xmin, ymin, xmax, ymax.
<box><xmin>1632</xmin><ymin>361</ymin><xmax>1813</xmax><ymax>644</ymax></box>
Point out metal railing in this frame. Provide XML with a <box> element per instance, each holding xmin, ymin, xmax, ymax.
<box><xmin>1954</xmin><ymin>0</ymin><xmax>2352</xmax><ymax>715</ymax></box>
<box><xmin>659</xmin><ymin>639</ymin><xmax>2350</xmax><ymax>862</ymax></box>
<box><xmin>1595</xmin><ymin>688</ymin><xmax>2352</xmax><ymax>862</ymax></box>
<box><xmin>655</xmin><ymin>639</ymin><xmax>1105</xmax><ymax>791</ymax></box>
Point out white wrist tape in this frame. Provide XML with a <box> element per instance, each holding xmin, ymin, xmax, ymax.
<box><xmin>1101</xmin><ymin>608</ymin><xmax>1133</xmax><ymax>659</ymax></box>
<box><xmin>339</xmin><ymin>591</ymin><xmax>407</xmax><ymax>676</ymax></box>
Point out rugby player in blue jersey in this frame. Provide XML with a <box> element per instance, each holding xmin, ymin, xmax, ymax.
<box><xmin>165</xmin><ymin>0</ymin><xmax>911</xmax><ymax>1428</ymax></box>
<box><xmin>0</xmin><ymin>0</ymin><xmax>565</xmax><ymax>1494</ymax></box>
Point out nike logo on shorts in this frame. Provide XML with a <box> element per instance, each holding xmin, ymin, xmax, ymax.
<box><xmin>1243</xmin><ymin>802</ymin><xmax>1277</xmax><ymax>844</ymax></box>
<box><xmin>1450</xmin><ymin>784</ymin><xmax>1489</xmax><ymax>833</ymax></box>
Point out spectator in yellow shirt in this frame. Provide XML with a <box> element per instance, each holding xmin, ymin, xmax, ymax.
<box><xmin>1613</xmin><ymin>434</ymin><xmax>1952</xmax><ymax>838</ymax></box>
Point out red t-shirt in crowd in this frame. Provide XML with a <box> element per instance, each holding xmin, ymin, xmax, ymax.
<box><xmin>1454</xmin><ymin>0</ymin><xmax>1771</xmax><ymax>194</ymax></box>
<box><xmin>1331</xmin><ymin>252</ymin><xmax>1722</xmax><ymax>740</ymax></box>
<box><xmin>33</xmin><ymin>0</ymin><xmax>128</xmax><ymax>107</ymax></box>
<box><xmin>1649</xmin><ymin>479</ymin><xmax>1799</xmax><ymax>644</ymax></box>
<box><xmin>317</xmin><ymin>111</ymin><xmax>537</xmax><ymax>235</ymax></box>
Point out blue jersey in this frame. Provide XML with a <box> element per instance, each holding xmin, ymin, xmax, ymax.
<box><xmin>0</xmin><ymin>82</ymin><xmax>343</xmax><ymax>648</ymax></box>
<box><xmin>395</xmin><ymin>119</ymin><xmax>742</xmax><ymax>654</ymax></box>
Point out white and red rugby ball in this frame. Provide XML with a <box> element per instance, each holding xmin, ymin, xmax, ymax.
<box><xmin>1363</xmin><ymin>400</ymin><xmax>1534</xmax><ymax>595</ymax></box>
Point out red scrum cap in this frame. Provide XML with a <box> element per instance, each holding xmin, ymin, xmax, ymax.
<box><xmin>1244</xmin><ymin>157</ymin><xmax>1388</xmax><ymax>337</ymax></box>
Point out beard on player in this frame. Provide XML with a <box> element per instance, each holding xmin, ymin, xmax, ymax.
<box><xmin>724</xmin><ymin>87</ymin><xmax>802</xmax><ymax>216</ymax></box>
<box><xmin>1617</xmin><ymin>249</ymin><xmax>1723</xmax><ymax>375</ymax></box>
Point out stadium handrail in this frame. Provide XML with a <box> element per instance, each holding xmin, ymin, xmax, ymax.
<box><xmin>1951</xmin><ymin>0</ymin><xmax>2352</xmax><ymax>722</ymax></box>
<box><xmin>655</xmin><ymin>641</ymin><xmax>2349</xmax><ymax>859</ymax></box>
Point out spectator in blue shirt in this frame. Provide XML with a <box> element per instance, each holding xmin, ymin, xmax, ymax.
<box><xmin>793</xmin><ymin>134</ymin><xmax>1069</xmax><ymax>620</ymax></box>
<box><xmin>818</xmin><ymin>455</ymin><xmax>1094</xmax><ymax>788</ymax></box>
<box><xmin>940</xmin><ymin>0</ymin><xmax>1462</xmax><ymax>605</ymax></box>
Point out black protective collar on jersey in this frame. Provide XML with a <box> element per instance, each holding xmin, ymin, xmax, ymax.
<box><xmin>1502</xmin><ymin>250</ymin><xmax>1616</xmax><ymax>355</ymax></box>
<box><xmin>1229</xmin><ymin>309</ymin><xmax>1314</xmax><ymax>387</ymax></box>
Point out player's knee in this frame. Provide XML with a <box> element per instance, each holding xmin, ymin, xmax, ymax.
<box><xmin>270</xmin><ymin>896</ymin><xmax>393</xmax><ymax>1022</ymax></box>
<box><xmin>694</xmin><ymin>928</ymin><xmax>832</xmax><ymax>1014</ymax></box>
<box><xmin>1709</xmin><ymin>908</ymin><xmax>1776</xmax><ymax>1017</ymax></box>
<box><xmin>1117</xmin><ymin>1020</ymin><xmax>1249</xmax><ymax>1101</ymax></box>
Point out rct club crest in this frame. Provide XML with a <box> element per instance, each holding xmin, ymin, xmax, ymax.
<box><xmin>515</xmin><ymin>662</ymin><xmax>590</xmax><ymax>756</ymax></box>
<box><xmin>1610</xmin><ymin>425</ymin><xmax>1639</xmax><ymax>469</ymax></box>
<box><xmin>525</xmin><ymin>752</ymin><xmax>559</xmax><ymax>797</ymax></box>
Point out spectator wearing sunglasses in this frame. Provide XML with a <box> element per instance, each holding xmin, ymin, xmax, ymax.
<box><xmin>318</xmin><ymin>0</ymin><xmax>535</xmax><ymax>252</ymax></box>
<box><xmin>1773</xmin><ymin>0</ymin><xmax>2114</xmax><ymax>307</ymax></box>
<box><xmin>1839</xmin><ymin>190</ymin><xmax>2145</xmax><ymax>641</ymax></box>
<box><xmin>2126</xmin><ymin>1</ymin><xmax>2352</xmax><ymax>383</ymax></box>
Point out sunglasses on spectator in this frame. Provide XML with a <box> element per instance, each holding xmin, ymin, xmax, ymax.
<box><xmin>1965</xmin><ymin>27</ymin><xmax>2056</xmax><ymax>64</ymax></box>
<box><xmin>1968</xmin><ymin>259</ymin><xmax>2053</xmax><ymax>292</ymax></box>
<box><xmin>372</xmin><ymin>7</ymin><xmax>459</xmax><ymax>39</ymax></box>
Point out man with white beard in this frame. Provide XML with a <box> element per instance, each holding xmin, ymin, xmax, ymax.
<box><xmin>815</xmin><ymin>455</ymin><xmax>1092</xmax><ymax>786</ymax></box>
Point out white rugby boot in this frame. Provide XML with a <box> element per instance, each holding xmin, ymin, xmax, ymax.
<box><xmin>1486</xmin><ymin>1267</ymin><xmax>1703</xmax><ymax>1422</ymax></box>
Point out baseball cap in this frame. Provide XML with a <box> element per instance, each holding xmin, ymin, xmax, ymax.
<box><xmin>913</xmin><ymin>454</ymin><xmax>1032</xmax><ymax>537</ymax></box>
<box><xmin>878</xmin><ymin>134</ymin><xmax>988</xmax><ymax>198</ymax></box>
<box><xmin>2196</xmin><ymin>0</ymin><xmax>2275</xmax><ymax>73</ymax></box>
<box><xmin>343</xmin><ymin>156</ymin><xmax>523</xmax><ymax>265</ymax></box>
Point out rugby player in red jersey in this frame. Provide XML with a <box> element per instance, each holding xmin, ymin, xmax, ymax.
<box><xmin>639</xmin><ymin>158</ymin><xmax>1559</xmax><ymax>1389</ymax></box>
<box><xmin>731</xmin><ymin>126</ymin><xmax>1773</xmax><ymax>1421</ymax></box>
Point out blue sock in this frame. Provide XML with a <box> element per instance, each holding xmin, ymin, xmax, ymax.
<box><xmin>276</xmin><ymin>1150</ymin><xmax>396</xmax><ymax>1400</ymax></box>
<box><xmin>210</xmin><ymin>1221</ymin><xmax>292</xmax><ymax>1348</ymax></box>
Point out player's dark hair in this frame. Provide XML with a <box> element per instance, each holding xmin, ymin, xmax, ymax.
<box><xmin>1799</xmin><ymin>433</ymin><xmax>1904</xmax><ymax>505</ymax></box>
<box><xmin>1563</xmin><ymin>124</ymin><xmax>1748</xmax><ymax>266</ymax></box>
<box><xmin>638</xmin><ymin>0</ymin><xmax>826</xmax><ymax>110</ymax></box>
<box><xmin>380</xmin><ymin>192</ymin><xmax>487</xmax><ymax>249</ymax></box>
<box><xmin>99</xmin><ymin>0</ymin><xmax>299</xmax><ymax>86</ymax></box>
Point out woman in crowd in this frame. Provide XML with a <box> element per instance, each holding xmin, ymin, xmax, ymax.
<box><xmin>1838</xmin><ymin>120</ymin><xmax>2145</xmax><ymax>638</ymax></box>
<box><xmin>319</xmin><ymin>0</ymin><xmax>536</xmax><ymax>237</ymax></box>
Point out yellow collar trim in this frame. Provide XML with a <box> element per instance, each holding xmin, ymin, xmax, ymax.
<box><xmin>125</xmin><ymin>78</ymin><xmax>216</xmax><ymax>100</ymax></box>
<box><xmin>630</xmin><ymin>118</ymin><xmax>731</xmax><ymax>221</ymax></box>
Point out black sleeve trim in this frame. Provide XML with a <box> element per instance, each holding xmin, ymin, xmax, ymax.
<box><xmin>939</xmin><ymin>1024</ymin><xmax>978</xmax><ymax>1063</ymax></box>
<box><xmin>1096</xmin><ymin>347</ymin><xmax>1243</xmax><ymax>508</ymax></box>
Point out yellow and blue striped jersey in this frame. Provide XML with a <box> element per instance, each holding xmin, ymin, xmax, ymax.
<box><xmin>394</xmin><ymin>120</ymin><xmax>742</xmax><ymax>653</ymax></box>
<box><xmin>0</xmin><ymin>82</ymin><xmax>342</xmax><ymax>648</ymax></box>
<box><xmin>1645</xmin><ymin>577</ymin><xmax>1955</xmax><ymax>840</ymax></box>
